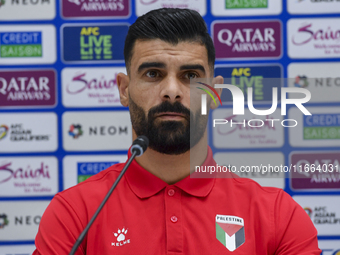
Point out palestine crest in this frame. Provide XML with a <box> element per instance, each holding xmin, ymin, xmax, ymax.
<box><xmin>216</xmin><ymin>214</ymin><xmax>245</xmax><ymax>252</ymax></box>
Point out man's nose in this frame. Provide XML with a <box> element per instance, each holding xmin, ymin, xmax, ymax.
<box><xmin>160</xmin><ymin>76</ymin><xmax>184</xmax><ymax>103</ymax></box>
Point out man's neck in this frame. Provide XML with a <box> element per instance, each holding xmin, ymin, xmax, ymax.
<box><xmin>134</xmin><ymin>134</ymin><xmax>208</xmax><ymax>185</ymax></box>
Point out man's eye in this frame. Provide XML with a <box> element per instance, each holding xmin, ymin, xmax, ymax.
<box><xmin>145</xmin><ymin>71</ymin><xmax>159</xmax><ymax>78</ymax></box>
<box><xmin>185</xmin><ymin>73</ymin><xmax>198</xmax><ymax>79</ymax></box>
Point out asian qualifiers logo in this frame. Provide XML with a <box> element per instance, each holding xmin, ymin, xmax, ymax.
<box><xmin>199</xmin><ymin>83</ymin><xmax>311</xmax><ymax>128</ymax></box>
<box><xmin>0</xmin><ymin>125</ymin><xmax>8</xmax><ymax>140</ymax></box>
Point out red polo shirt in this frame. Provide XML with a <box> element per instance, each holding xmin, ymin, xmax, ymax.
<box><xmin>34</xmin><ymin>147</ymin><xmax>320</xmax><ymax>255</ymax></box>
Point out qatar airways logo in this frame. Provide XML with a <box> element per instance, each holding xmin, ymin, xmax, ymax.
<box><xmin>62</xmin><ymin>67</ymin><xmax>124</xmax><ymax>107</ymax></box>
<box><xmin>213</xmin><ymin>20</ymin><xmax>282</xmax><ymax>59</ymax></box>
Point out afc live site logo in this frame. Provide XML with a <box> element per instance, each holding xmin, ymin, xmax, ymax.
<box><xmin>0</xmin><ymin>69</ymin><xmax>56</xmax><ymax>108</ymax></box>
<box><xmin>0</xmin><ymin>25</ymin><xmax>56</xmax><ymax>65</ymax></box>
<box><xmin>214</xmin><ymin>65</ymin><xmax>283</xmax><ymax>104</ymax></box>
<box><xmin>136</xmin><ymin>0</ymin><xmax>206</xmax><ymax>17</ymax></box>
<box><xmin>62</xmin><ymin>24</ymin><xmax>128</xmax><ymax>63</ymax></box>
<box><xmin>288</xmin><ymin>18</ymin><xmax>340</xmax><ymax>59</ymax></box>
<box><xmin>212</xmin><ymin>20</ymin><xmax>282</xmax><ymax>60</ymax></box>
<box><xmin>61</xmin><ymin>0</ymin><xmax>130</xmax><ymax>19</ymax></box>
<box><xmin>61</xmin><ymin>67</ymin><xmax>125</xmax><ymax>107</ymax></box>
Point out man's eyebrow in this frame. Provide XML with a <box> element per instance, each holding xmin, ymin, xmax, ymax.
<box><xmin>180</xmin><ymin>64</ymin><xmax>206</xmax><ymax>74</ymax></box>
<box><xmin>137</xmin><ymin>62</ymin><xmax>166</xmax><ymax>73</ymax></box>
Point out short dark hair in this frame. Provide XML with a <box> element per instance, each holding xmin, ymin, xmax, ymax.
<box><xmin>124</xmin><ymin>8</ymin><xmax>215</xmax><ymax>74</ymax></box>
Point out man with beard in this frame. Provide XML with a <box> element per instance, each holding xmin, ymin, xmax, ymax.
<box><xmin>34</xmin><ymin>8</ymin><xmax>321</xmax><ymax>255</ymax></box>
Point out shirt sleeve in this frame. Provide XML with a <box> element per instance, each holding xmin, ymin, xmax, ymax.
<box><xmin>273</xmin><ymin>190</ymin><xmax>321</xmax><ymax>255</ymax></box>
<box><xmin>33</xmin><ymin>194</ymin><xmax>86</xmax><ymax>255</ymax></box>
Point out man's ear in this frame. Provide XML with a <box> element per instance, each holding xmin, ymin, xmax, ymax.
<box><xmin>210</xmin><ymin>75</ymin><xmax>224</xmax><ymax>109</ymax></box>
<box><xmin>117</xmin><ymin>72</ymin><xmax>130</xmax><ymax>107</ymax></box>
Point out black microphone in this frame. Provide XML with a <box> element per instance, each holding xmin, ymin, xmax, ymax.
<box><xmin>69</xmin><ymin>136</ymin><xmax>149</xmax><ymax>255</ymax></box>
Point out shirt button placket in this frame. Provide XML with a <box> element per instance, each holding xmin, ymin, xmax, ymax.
<box><xmin>165</xmin><ymin>186</ymin><xmax>183</xmax><ymax>254</ymax></box>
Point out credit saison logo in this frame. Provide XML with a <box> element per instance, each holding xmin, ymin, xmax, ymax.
<box><xmin>0</xmin><ymin>124</ymin><xmax>50</xmax><ymax>141</ymax></box>
<box><xmin>303</xmin><ymin>114</ymin><xmax>340</xmax><ymax>140</ymax></box>
<box><xmin>77</xmin><ymin>161</ymin><xmax>117</xmax><ymax>183</ymax></box>
<box><xmin>225</xmin><ymin>0</ymin><xmax>268</xmax><ymax>9</ymax></box>
<box><xmin>0</xmin><ymin>31</ymin><xmax>42</xmax><ymax>58</ymax></box>
<box><xmin>199</xmin><ymin>83</ymin><xmax>311</xmax><ymax>128</ymax></box>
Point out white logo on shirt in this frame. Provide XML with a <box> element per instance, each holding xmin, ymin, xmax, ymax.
<box><xmin>111</xmin><ymin>227</ymin><xmax>130</xmax><ymax>247</ymax></box>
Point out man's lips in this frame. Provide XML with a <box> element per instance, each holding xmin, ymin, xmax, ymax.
<box><xmin>155</xmin><ymin>112</ymin><xmax>188</xmax><ymax>120</ymax></box>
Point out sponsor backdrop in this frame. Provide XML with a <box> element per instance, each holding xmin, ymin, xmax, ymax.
<box><xmin>0</xmin><ymin>0</ymin><xmax>339</xmax><ymax>250</ymax></box>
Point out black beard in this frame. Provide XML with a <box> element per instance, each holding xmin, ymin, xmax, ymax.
<box><xmin>128</xmin><ymin>96</ymin><xmax>208</xmax><ymax>155</ymax></box>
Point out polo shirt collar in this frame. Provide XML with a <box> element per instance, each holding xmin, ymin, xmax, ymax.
<box><xmin>125</xmin><ymin>147</ymin><xmax>216</xmax><ymax>199</ymax></box>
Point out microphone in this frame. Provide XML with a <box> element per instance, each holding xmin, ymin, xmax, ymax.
<box><xmin>69</xmin><ymin>136</ymin><xmax>149</xmax><ymax>255</ymax></box>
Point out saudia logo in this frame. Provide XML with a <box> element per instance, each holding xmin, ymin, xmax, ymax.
<box><xmin>0</xmin><ymin>32</ymin><xmax>42</xmax><ymax>58</ymax></box>
<box><xmin>292</xmin><ymin>23</ymin><xmax>340</xmax><ymax>46</ymax></box>
<box><xmin>66</xmin><ymin>72</ymin><xmax>118</xmax><ymax>94</ymax></box>
<box><xmin>225</xmin><ymin>0</ymin><xmax>268</xmax><ymax>9</ymax></box>
<box><xmin>80</xmin><ymin>27</ymin><xmax>112</xmax><ymax>60</ymax></box>
<box><xmin>0</xmin><ymin>162</ymin><xmax>50</xmax><ymax>184</ymax></box>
